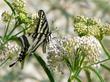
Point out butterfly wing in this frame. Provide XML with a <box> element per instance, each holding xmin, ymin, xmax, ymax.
<box><xmin>9</xmin><ymin>35</ymin><xmax>30</xmax><ymax>68</ymax></box>
<box><xmin>9</xmin><ymin>10</ymin><xmax>51</xmax><ymax>67</ymax></box>
<box><xmin>28</xmin><ymin>10</ymin><xmax>50</xmax><ymax>54</ymax></box>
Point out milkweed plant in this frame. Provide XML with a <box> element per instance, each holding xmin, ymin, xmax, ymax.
<box><xmin>0</xmin><ymin>0</ymin><xmax>110</xmax><ymax>82</ymax></box>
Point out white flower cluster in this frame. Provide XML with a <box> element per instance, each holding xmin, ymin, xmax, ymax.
<box><xmin>47</xmin><ymin>34</ymin><xmax>102</xmax><ymax>72</ymax></box>
<box><xmin>47</xmin><ymin>34</ymin><xmax>66</xmax><ymax>72</ymax></box>
<box><xmin>74</xmin><ymin>36</ymin><xmax>102</xmax><ymax>65</ymax></box>
<box><xmin>0</xmin><ymin>41</ymin><xmax>21</xmax><ymax>61</ymax></box>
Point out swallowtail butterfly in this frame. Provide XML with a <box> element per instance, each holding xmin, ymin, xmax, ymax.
<box><xmin>9</xmin><ymin>10</ymin><xmax>51</xmax><ymax>67</ymax></box>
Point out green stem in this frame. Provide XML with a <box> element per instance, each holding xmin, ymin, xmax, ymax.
<box><xmin>0</xmin><ymin>35</ymin><xmax>14</xmax><ymax>49</ymax></box>
<box><xmin>101</xmin><ymin>64</ymin><xmax>110</xmax><ymax>72</ymax></box>
<box><xmin>74</xmin><ymin>68</ymin><xmax>81</xmax><ymax>78</ymax></box>
<box><xmin>68</xmin><ymin>70</ymin><xmax>82</xmax><ymax>82</ymax></box>
<box><xmin>86</xmin><ymin>67</ymin><xmax>104</xmax><ymax>82</ymax></box>
<box><xmin>13</xmin><ymin>27</ymin><xmax>29</xmax><ymax>36</ymax></box>
<box><xmin>4</xmin><ymin>13</ymin><xmax>13</xmax><ymax>38</ymax></box>
<box><xmin>68</xmin><ymin>68</ymin><xmax>81</xmax><ymax>82</ymax></box>
<box><xmin>0</xmin><ymin>41</ymin><xmax>8</xmax><ymax>49</ymax></box>
<box><xmin>100</xmin><ymin>40</ymin><xmax>110</xmax><ymax>58</ymax></box>
<box><xmin>33</xmin><ymin>53</ymin><xmax>55</xmax><ymax>82</ymax></box>
<box><xmin>68</xmin><ymin>72</ymin><xmax>75</xmax><ymax>82</ymax></box>
<box><xmin>64</xmin><ymin>57</ymin><xmax>73</xmax><ymax>72</ymax></box>
<box><xmin>82</xmin><ymin>58</ymin><xmax>110</xmax><ymax>69</ymax></box>
<box><xmin>4</xmin><ymin>0</ymin><xmax>16</xmax><ymax>15</ymax></box>
<box><xmin>85</xmin><ymin>70</ymin><xmax>92</xmax><ymax>82</ymax></box>
<box><xmin>7</xmin><ymin>20</ymin><xmax>19</xmax><ymax>36</ymax></box>
<box><xmin>0</xmin><ymin>57</ymin><xmax>9</xmax><ymax>67</ymax></box>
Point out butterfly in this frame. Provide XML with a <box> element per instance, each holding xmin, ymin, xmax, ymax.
<box><xmin>9</xmin><ymin>10</ymin><xmax>51</xmax><ymax>67</ymax></box>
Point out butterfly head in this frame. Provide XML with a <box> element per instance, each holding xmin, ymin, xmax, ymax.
<box><xmin>38</xmin><ymin>10</ymin><xmax>46</xmax><ymax>19</ymax></box>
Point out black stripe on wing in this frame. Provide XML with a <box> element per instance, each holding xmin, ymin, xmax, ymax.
<box><xmin>9</xmin><ymin>10</ymin><xmax>51</xmax><ymax>67</ymax></box>
<box><xmin>28</xmin><ymin>10</ymin><xmax>51</xmax><ymax>53</ymax></box>
<box><xmin>19</xmin><ymin>35</ymin><xmax>30</xmax><ymax>51</ymax></box>
<box><xmin>9</xmin><ymin>35</ymin><xmax>30</xmax><ymax>67</ymax></box>
<box><xmin>32</xmin><ymin>10</ymin><xmax>49</xmax><ymax>40</ymax></box>
<box><xmin>28</xmin><ymin>33</ymin><xmax>46</xmax><ymax>53</ymax></box>
<box><xmin>18</xmin><ymin>35</ymin><xmax>30</xmax><ymax>61</ymax></box>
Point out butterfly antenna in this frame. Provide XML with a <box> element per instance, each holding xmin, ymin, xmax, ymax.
<box><xmin>9</xmin><ymin>59</ymin><xmax>18</xmax><ymax>67</ymax></box>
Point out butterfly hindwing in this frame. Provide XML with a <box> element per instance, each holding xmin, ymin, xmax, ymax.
<box><xmin>9</xmin><ymin>35</ymin><xmax>30</xmax><ymax>67</ymax></box>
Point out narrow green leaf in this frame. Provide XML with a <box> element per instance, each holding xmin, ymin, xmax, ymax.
<box><xmin>87</xmin><ymin>67</ymin><xmax>104</xmax><ymax>82</ymax></box>
<box><xmin>33</xmin><ymin>53</ymin><xmax>55</xmax><ymax>82</ymax></box>
<box><xmin>85</xmin><ymin>70</ymin><xmax>92</xmax><ymax>82</ymax></box>
<box><xmin>101</xmin><ymin>64</ymin><xmax>110</xmax><ymax>72</ymax></box>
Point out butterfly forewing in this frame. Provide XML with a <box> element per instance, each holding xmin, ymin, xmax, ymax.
<box><xmin>28</xmin><ymin>10</ymin><xmax>50</xmax><ymax>53</ymax></box>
